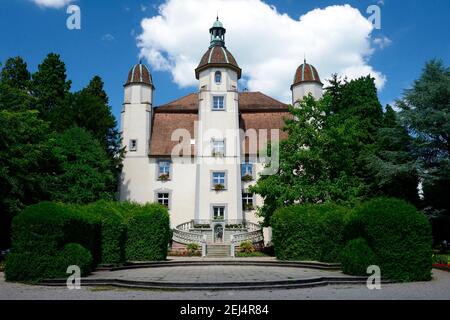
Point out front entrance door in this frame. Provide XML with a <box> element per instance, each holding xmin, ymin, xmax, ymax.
<box><xmin>214</xmin><ymin>224</ymin><xmax>224</xmax><ymax>243</ymax></box>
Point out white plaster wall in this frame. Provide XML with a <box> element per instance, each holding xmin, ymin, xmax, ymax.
<box><xmin>195</xmin><ymin>68</ymin><xmax>242</xmax><ymax>223</ymax></box>
<box><xmin>292</xmin><ymin>82</ymin><xmax>323</xmax><ymax>103</ymax></box>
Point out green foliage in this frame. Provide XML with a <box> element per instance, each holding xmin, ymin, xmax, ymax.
<box><xmin>57</xmin><ymin>243</ymin><xmax>93</xmax><ymax>276</ymax></box>
<box><xmin>5</xmin><ymin>243</ymin><xmax>92</xmax><ymax>283</ymax></box>
<box><xmin>11</xmin><ymin>202</ymin><xmax>100</xmax><ymax>259</ymax></box>
<box><xmin>340</xmin><ymin>238</ymin><xmax>378</xmax><ymax>276</ymax></box>
<box><xmin>236</xmin><ymin>251</ymin><xmax>267</xmax><ymax>257</ymax></box>
<box><xmin>348</xmin><ymin>198</ymin><xmax>432</xmax><ymax>281</ymax></box>
<box><xmin>49</xmin><ymin>127</ymin><xmax>115</xmax><ymax>204</ymax></box>
<box><xmin>0</xmin><ymin>57</ymin><xmax>31</xmax><ymax>90</ymax></box>
<box><xmin>0</xmin><ymin>110</ymin><xmax>54</xmax><ymax>248</ymax></box>
<box><xmin>251</xmin><ymin>76</ymin><xmax>396</xmax><ymax>226</ymax></box>
<box><xmin>31</xmin><ymin>53</ymin><xmax>71</xmax><ymax>126</ymax></box>
<box><xmin>364</xmin><ymin>105</ymin><xmax>420</xmax><ymax>205</ymax></box>
<box><xmin>186</xmin><ymin>243</ymin><xmax>200</xmax><ymax>256</ymax></box>
<box><xmin>85</xmin><ymin>201</ymin><xmax>126</xmax><ymax>264</ymax></box>
<box><xmin>6</xmin><ymin>201</ymin><xmax>171</xmax><ymax>281</ymax></box>
<box><xmin>0</xmin><ymin>54</ymin><xmax>122</xmax><ymax>249</ymax></box>
<box><xmin>123</xmin><ymin>203</ymin><xmax>171</xmax><ymax>261</ymax></box>
<box><xmin>271</xmin><ymin>203</ymin><xmax>348</xmax><ymax>262</ymax></box>
<box><xmin>239</xmin><ymin>241</ymin><xmax>255</xmax><ymax>254</ymax></box>
<box><xmin>397</xmin><ymin>59</ymin><xmax>450</xmax><ymax>224</ymax></box>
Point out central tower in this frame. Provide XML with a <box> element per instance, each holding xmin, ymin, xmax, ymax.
<box><xmin>194</xmin><ymin>17</ymin><xmax>243</xmax><ymax>226</ymax></box>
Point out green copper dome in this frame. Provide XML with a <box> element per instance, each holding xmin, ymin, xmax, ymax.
<box><xmin>212</xmin><ymin>19</ymin><xmax>223</xmax><ymax>28</ymax></box>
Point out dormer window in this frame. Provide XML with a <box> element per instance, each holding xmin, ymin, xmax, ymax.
<box><xmin>215</xmin><ymin>71</ymin><xmax>222</xmax><ymax>84</ymax></box>
<box><xmin>212</xmin><ymin>96</ymin><xmax>225</xmax><ymax>110</ymax></box>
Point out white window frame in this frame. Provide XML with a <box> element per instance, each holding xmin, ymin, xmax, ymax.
<box><xmin>242</xmin><ymin>192</ymin><xmax>255</xmax><ymax>210</ymax></box>
<box><xmin>211</xmin><ymin>171</ymin><xmax>227</xmax><ymax>190</ymax></box>
<box><xmin>211</xmin><ymin>138</ymin><xmax>225</xmax><ymax>157</ymax></box>
<box><xmin>154</xmin><ymin>189</ymin><xmax>172</xmax><ymax>209</ymax></box>
<box><xmin>212</xmin><ymin>95</ymin><xmax>225</xmax><ymax>111</ymax></box>
<box><xmin>210</xmin><ymin>204</ymin><xmax>227</xmax><ymax>220</ymax></box>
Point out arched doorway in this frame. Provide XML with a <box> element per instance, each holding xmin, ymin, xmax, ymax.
<box><xmin>214</xmin><ymin>224</ymin><xmax>224</xmax><ymax>243</ymax></box>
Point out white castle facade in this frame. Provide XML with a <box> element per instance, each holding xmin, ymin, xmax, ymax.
<box><xmin>119</xmin><ymin>18</ymin><xmax>323</xmax><ymax>255</ymax></box>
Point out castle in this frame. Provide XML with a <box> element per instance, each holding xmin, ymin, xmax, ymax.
<box><xmin>119</xmin><ymin>18</ymin><xmax>323</xmax><ymax>256</ymax></box>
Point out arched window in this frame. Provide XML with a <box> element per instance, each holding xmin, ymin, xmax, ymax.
<box><xmin>215</xmin><ymin>71</ymin><xmax>222</xmax><ymax>84</ymax></box>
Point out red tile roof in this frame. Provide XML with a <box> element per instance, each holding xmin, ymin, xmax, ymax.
<box><xmin>292</xmin><ymin>62</ymin><xmax>322</xmax><ymax>87</ymax></box>
<box><xmin>195</xmin><ymin>45</ymin><xmax>241</xmax><ymax>79</ymax></box>
<box><xmin>125</xmin><ymin>64</ymin><xmax>153</xmax><ymax>87</ymax></box>
<box><xmin>150</xmin><ymin>92</ymin><xmax>290</xmax><ymax>156</ymax></box>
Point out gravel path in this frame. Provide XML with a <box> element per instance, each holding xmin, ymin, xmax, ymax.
<box><xmin>1</xmin><ymin>269</ymin><xmax>449</xmax><ymax>300</ymax></box>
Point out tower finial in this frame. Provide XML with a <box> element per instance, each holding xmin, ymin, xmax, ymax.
<box><xmin>304</xmin><ymin>53</ymin><xmax>306</xmax><ymax>64</ymax></box>
<box><xmin>217</xmin><ymin>11</ymin><xmax>219</xmax><ymax>20</ymax></box>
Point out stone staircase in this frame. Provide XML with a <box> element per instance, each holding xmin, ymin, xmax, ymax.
<box><xmin>206</xmin><ymin>244</ymin><xmax>230</xmax><ymax>257</ymax></box>
<box><xmin>172</xmin><ymin>220</ymin><xmax>264</xmax><ymax>257</ymax></box>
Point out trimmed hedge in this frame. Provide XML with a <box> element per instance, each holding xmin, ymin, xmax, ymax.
<box><xmin>85</xmin><ymin>201</ymin><xmax>126</xmax><ymax>264</ymax></box>
<box><xmin>271</xmin><ymin>203</ymin><xmax>348</xmax><ymax>262</ymax></box>
<box><xmin>5</xmin><ymin>243</ymin><xmax>92</xmax><ymax>282</ymax></box>
<box><xmin>6</xmin><ymin>201</ymin><xmax>171</xmax><ymax>282</ymax></box>
<box><xmin>10</xmin><ymin>202</ymin><xmax>99</xmax><ymax>259</ymax></box>
<box><xmin>346</xmin><ymin>198</ymin><xmax>432</xmax><ymax>282</ymax></box>
<box><xmin>340</xmin><ymin>238</ymin><xmax>378</xmax><ymax>276</ymax></box>
<box><xmin>122</xmin><ymin>203</ymin><xmax>171</xmax><ymax>261</ymax></box>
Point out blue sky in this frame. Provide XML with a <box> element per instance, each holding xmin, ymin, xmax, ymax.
<box><xmin>0</xmin><ymin>0</ymin><xmax>449</xmax><ymax>125</ymax></box>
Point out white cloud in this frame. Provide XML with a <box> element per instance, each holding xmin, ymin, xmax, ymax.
<box><xmin>137</xmin><ymin>0</ymin><xmax>387</xmax><ymax>102</ymax></box>
<box><xmin>373</xmin><ymin>36</ymin><xmax>392</xmax><ymax>49</ymax></box>
<box><xmin>30</xmin><ymin>0</ymin><xmax>74</xmax><ymax>9</ymax></box>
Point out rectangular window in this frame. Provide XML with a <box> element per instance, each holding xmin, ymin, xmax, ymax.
<box><xmin>158</xmin><ymin>160</ymin><xmax>171</xmax><ymax>179</ymax></box>
<box><xmin>213</xmin><ymin>206</ymin><xmax>225</xmax><ymax>220</ymax></box>
<box><xmin>212</xmin><ymin>139</ymin><xmax>225</xmax><ymax>156</ymax></box>
<box><xmin>129</xmin><ymin>139</ymin><xmax>138</xmax><ymax>152</ymax></box>
<box><xmin>157</xmin><ymin>193</ymin><xmax>170</xmax><ymax>208</ymax></box>
<box><xmin>212</xmin><ymin>172</ymin><xmax>226</xmax><ymax>185</ymax></box>
<box><xmin>212</xmin><ymin>96</ymin><xmax>225</xmax><ymax>110</ymax></box>
<box><xmin>241</xmin><ymin>162</ymin><xmax>253</xmax><ymax>177</ymax></box>
<box><xmin>242</xmin><ymin>192</ymin><xmax>254</xmax><ymax>211</ymax></box>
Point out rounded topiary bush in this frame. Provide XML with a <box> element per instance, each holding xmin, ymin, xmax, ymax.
<box><xmin>340</xmin><ymin>238</ymin><xmax>378</xmax><ymax>276</ymax></box>
<box><xmin>58</xmin><ymin>243</ymin><xmax>93</xmax><ymax>276</ymax></box>
<box><xmin>271</xmin><ymin>203</ymin><xmax>349</xmax><ymax>262</ymax></box>
<box><xmin>349</xmin><ymin>198</ymin><xmax>432</xmax><ymax>282</ymax></box>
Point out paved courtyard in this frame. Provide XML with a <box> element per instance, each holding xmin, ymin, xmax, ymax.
<box><xmin>88</xmin><ymin>265</ymin><xmax>343</xmax><ymax>283</ymax></box>
<box><xmin>1</xmin><ymin>267</ymin><xmax>450</xmax><ymax>300</ymax></box>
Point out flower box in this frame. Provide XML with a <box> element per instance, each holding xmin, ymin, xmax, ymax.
<box><xmin>214</xmin><ymin>184</ymin><xmax>225</xmax><ymax>191</ymax></box>
<box><xmin>158</xmin><ymin>173</ymin><xmax>170</xmax><ymax>181</ymax></box>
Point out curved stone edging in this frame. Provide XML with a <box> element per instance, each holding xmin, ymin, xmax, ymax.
<box><xmin>40</xmin><ymin>275</ymin><xmax>387</xmax><ymax>291</ymax></box>
<box><xmin>98</xmin><ymin>260</ymin><xmax>342</xmax><ymax>272</ymax></box>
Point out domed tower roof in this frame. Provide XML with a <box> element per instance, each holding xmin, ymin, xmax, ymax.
<box><xmin>291</xmin><ymin>60</ymin><xmax>322</xmax><ymax>89</ymax></box>
<box><xmin>195</xmin><ymin>17</ymin><xmax>242</xmax><ymax>79</ymax></box>
<box><xmin>125</xmin><ymin>62</ymin><xmax>154</xmax><ymax>88</ymax></box>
